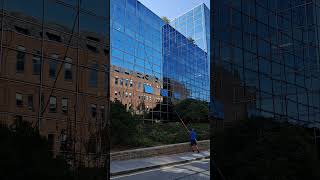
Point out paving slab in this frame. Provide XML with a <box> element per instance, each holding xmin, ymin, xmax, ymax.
<box><xmin>111</xmin><ymin>150</ymin><xmax>210</xmax><ymax>176</ymax></box>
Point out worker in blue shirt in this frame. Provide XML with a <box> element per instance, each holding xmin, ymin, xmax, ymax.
<box><xmin>190</xmin><ymin>128</ymin><xmax>200</xmax><ymax>153</ymax></box>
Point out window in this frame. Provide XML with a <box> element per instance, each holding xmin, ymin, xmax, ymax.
<box><xmin>100</xmin><ymin>105</ymin><xmax>105</xmax><ymax>121</ymax></box>
<box><xmin>129</xmin><ymin>92</ymin><xmax>132</xmax><ymax>97</ymax></box>
<box><xmin>62</xmin><ymin>98</ymin><xmax>68</xmax><ymax>113</ymax></box>
<box><xmin>120</xmin><ymin>79</ymin><xmax>123</xmax><ymax>86</ymax></box>
<box><xmin>89</xmin><ymin>63</ymin><xmax>98</xmax><ymax>87</ymax></box>
<box><xmin>87</xmin><ymin>44</ymin><xmax>99</xmax><ymax>53</ymax></box>
<box><xmin>49</xmin><ymin>96</ymin><xmax>57</xmax><ymax>112</ymax></box>
<box><xmin>64</xmin><ymin>57</ymin><xmax>72</xmax><ymax>80</ymax></box>
<box><xmin>15</xmin><ymin>26</ymin><xmax>30</xmax><ymax>35</ymax></box>
<box><xmin>125</xmin><ymin>92</ymin><xmax>128</xmax><ymax>97</ymax></box>
<box><xmin>47</xmin><ymin>134</ymin><xmax>55</xmax><ymax>150</ymax></box>
<box><xmin>46</xmin><ymin>32</ymin><xmax>62</xmax><ymax>42</ymax></box>
<box><xmin>32</xmin><ymin>50</ymin><xmax>41</xmax><ymax>75</ymax></box>
<box><xmin>45</xmin><ymin>0</ymin><xmax>76</xmax><ymax>30</ymax></box>
<box><xmin>49</xmin><ymin>54</ymin><xmax>58</xmax><ymax>78</ymax></box>
<box><xmin>130</xmin><ymin>80</ymin><xmax>133</xmax><ymax>87</ymax></box>
<box><xmin>115</xmin><ymin>76</ymin><xmax>119</xmax><ymax>85</ymax></box>
<box><xmin>16</xmin><ymin>46</ymin><xmax>26</xmax><ymax>73</ymax></box>
<box><xmin>144</xmin><ymin>84</ymin><xmax>154</xmax><ymax>94</ymax></box>
<box><xmin>125</xmin><ymin>79</ymin><xmax>128</xmax><ymax>86</ymax></box>
<box><xmin>27</xmin><ymin>95</ymin><xmax>33</xmax><ymax>110</ymax></box>
<box><xmin>87</xmin><ymin>36</ymin><xmax>100</xmax><ymax>42</ymax></box>
<box><xmin>138</xmin><ymin>82</ymin><xmax>141</xmax><ymax>89</ymax></box>
<box><xmin>16</xmin><ymin>93</ymin><xmax>23</xmax><ymax>106</ymax></box>
<box><xmin>91</xmin><ymin>104</ymin><xmax>97</xmax><ymax>118</ymax></box>
<box><xmin>115</xmin><ymin>91</ymin><xmax>118</xmax><ymax>96</ymax></box>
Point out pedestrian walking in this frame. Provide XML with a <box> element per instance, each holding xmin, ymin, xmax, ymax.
<box><xmin>190</xmin><ymin>128</ymin><xmax>200</xmax><ymax>153</ymax></box>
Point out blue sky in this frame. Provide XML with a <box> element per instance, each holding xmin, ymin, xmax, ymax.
<box><xmin>138</xmin><ymin>0</ymin><xmax>210</xmax><ymax>20</ymax></box>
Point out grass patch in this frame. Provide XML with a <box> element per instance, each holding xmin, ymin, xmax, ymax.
<box><xmin>111</xmin><ymin>121</ymin><xmax>209</xmax><ymax>150</ymax></box>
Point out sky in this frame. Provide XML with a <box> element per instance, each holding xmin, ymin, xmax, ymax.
<box><xmin>138</xmin><ymin>0</ymin><xmax>210</xmax><ymax>20</ymax></box>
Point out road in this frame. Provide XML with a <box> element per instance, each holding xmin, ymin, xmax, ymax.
<box><xmin>111</xmin><ymin>159</ymin><xmax>210</xmax><ymax>180</ymax></box>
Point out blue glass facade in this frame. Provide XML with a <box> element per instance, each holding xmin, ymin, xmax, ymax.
<box><xmin>171</xmin><ymin>4</ymin><xmax>210</xmax><ymax>53</ymax></box>
<box><xmin>212</xmin><ymin>0</ymin><xmax>320</xmax><ymax>127</ymax></box>
<box><xmin>110</xmin><ymin>0</ymin><xmax>210</xmax><ymax>121</ymax></box>
<box><xmin>110</xmin><ymin>0</ymin><xmax>164</xmax><ymax>120</ymax></box>
<box><xmin>171</xmin><ymin>3</ymin><xmax>210</xmax><ymax>82</ymax></box>
<box><xmin>110</xmin><ymin>0</ymin><xmax>163</xmax><ymax>77</ymax></box>
<box><xmin>163</xmin><ymin>24</ymin><xmax>209</xmax><ymax>103</ymax></box>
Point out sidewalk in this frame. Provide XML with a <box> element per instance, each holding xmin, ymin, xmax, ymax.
<box><xmin>111</xmin><ymin>150</ymin><xmax>210</xmax><ymax>176</ymax></box>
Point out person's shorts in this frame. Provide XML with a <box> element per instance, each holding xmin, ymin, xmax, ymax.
<box><xmin>190</xmin><ymin>139</ymin><xmax>197</xmax><ymax>146</ymax></box>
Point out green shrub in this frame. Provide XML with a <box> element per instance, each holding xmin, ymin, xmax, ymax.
<box><xmin>173</xmin><ymin>99</ymin><xmax>209</xmax><ymax>123</ymax></box>
<box><xmin>110</xmin><ymin>100</ymin><xmax>141</xmax><ymax>147</ymax></box>
<box><xmin>110</xmin><ymin>100</ymin><xmax>210</xmax><ymax>149</ymax></box>
<box><xmin>0</xmin><ymin>120</ymin><xmax>74</xmax><ymax>180</ymax></box>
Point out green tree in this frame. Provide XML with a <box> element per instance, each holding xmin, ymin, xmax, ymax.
<box><xmin>110</xmin><ymin>100</ymin><xmax>140</xmax><ymax>147</ymax></box>
<box><xmin>0</xmin><ymin>119</ymin><xmax>73</xmax><ymax>180</ymax></box>
<box><xmin>188</xmin><ymin>37</ymin><xmax>195</xmax><ymax>44</ymax></box>
<box><xmin>213</xmin><ymin>118</ymin><xmax>320</xmax><ymax>180</ymax></box>
<box><xmin>173</xmin><ymin>99</ymin><xmax>209</xmax><ymax>123</ymax></box>
<box><xmin>161</xmin><ymin>16</ymin><xmax>170</xmax><ymax>24</ymax></box>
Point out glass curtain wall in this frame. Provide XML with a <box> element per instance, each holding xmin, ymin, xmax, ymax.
<box><xmin>212</xmin><ymin>0</ymin><xmax>320</xmax><ymax>127</ymax></box>
<box><xmin>0</xmin><ymin>0</ymin><xmax>109</xmax><ymax>169</ymax></box>
<box><xmin>110</xmin><ymin>0</ymin><xmax>164</xmax><ymax>121</ymax></box>
<box><xmin>163</xmin><ymin>24</ymin><xmax>209</xmax><ymax>120</ymax></box>
<box><xmin>171</xmin><ymin>3</ymin><xmax>211</xmax><ymax>89</ymax></box>
<box><xmin>171</xmin><ymin>4</ymin><xmax>210</xmax><ymax>52</ymax></box>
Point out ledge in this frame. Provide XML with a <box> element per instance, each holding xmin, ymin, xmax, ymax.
<box><xmin>111</xmin><ymin>140</ymin><xmax>210</xmax><ymax>161</ymax></box>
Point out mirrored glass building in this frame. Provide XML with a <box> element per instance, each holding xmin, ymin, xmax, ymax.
<box><xmin>110</xmin><ymin>0</ymin><xmax>164</xmax><ymax>121</ymax></box>
<box><xmin>163</xmin><ymin>23</ymin><xmax>209</xmax><ymax>105</ymax></box>
<box><xmin>110</xmin><ymin>0</ymin><xmax>210</xmax><ymax>122</ymax></box>
<box><xmin>171</xmin><ymin>3</ymin><xmax>210</xmax><ymax>53</ymax></box>
<box><xmin>0</xmin><ymin>0</ymin><xmax>109</xmax><ymax>169</ymax></box>
<box><xmin>171</xmin><ymin>3</ymin><xmax>210</xmax><ymax>75</ymax></box>
<box><xmin>212</xmin><ymin>0</ymin><xmax>320</xmax><ymax>128</ymax></box>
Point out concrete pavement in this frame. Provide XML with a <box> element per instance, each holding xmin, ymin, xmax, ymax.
<box><xmin>111</xmin><ymin>159</ymin><xmax>210</xmax><ymax>180</ymax></box>
<box><xmin>111</xmin><ymin>150</ymin><xmax>210</xmax><ymax>177</ymax></box>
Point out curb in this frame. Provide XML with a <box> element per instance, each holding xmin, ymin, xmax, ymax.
<box><xmin>111</xmin><ymin>155</ymin><xmax>210</xmax><ymax>177</ymax></box>
<box><xmin>111</xmin><ymin>140</ymin><xmax>210</xmax><ymax>161</ymax></box>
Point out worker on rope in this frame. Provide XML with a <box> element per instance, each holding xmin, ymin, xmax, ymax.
<box><xmin>190</xmin><ymin>128</ymin><xmax>200</xmax><ymax>153</ymax></box>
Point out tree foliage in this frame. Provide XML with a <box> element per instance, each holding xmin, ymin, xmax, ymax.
<box><xmin>161</xmin><ymin>16</ymin><xmax>170</xmax><ymax>24</ymax></box>
<box><xmin>110</xmin><ymin>100</ymin><xmax>141</xmax><ymax>147</ymax></box>
<box><xmin>213</xmin><ymin>118</ymin><xmax>320</xmax><ymax>180</ymax></box>
<box><xmin>110</xmin><ymin>100</ymin><xmax>210</xmax><ymax>149</ymax></box>
<box><xmin>188</xmin><ymin>36</ymin><xmax>195</xmax><ymax>44</ymax></box>
<box><xmin>0</xmin><ymin>119</ymin><xmax>107</xmax><ymax>180</ymax></box>
<box><xmin>173</xmin><ymin>98</ymin><xmax>209</xmax><ymax>123</ymax></box>
<box><xmin>0</xmin><ymin>120</ymin><xmax>73</xmax><ymax>180</ymax></box>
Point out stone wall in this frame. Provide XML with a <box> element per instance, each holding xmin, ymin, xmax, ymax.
<box><xmin>111</xmin><ymin>140</ymin><xmax>210</xmax><ymax>161</ymax></box>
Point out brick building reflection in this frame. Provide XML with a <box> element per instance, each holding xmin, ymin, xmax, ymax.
<box><xmin>0</xmin><ymin>11</ymin><xmax>108</xmax><ymax>167</ymax></box>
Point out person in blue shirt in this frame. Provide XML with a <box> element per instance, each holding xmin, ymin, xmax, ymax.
<box><xmin>190</xmin><ymin>128</ymin><xmax>200</xmax><ymax>153</ymax></box>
